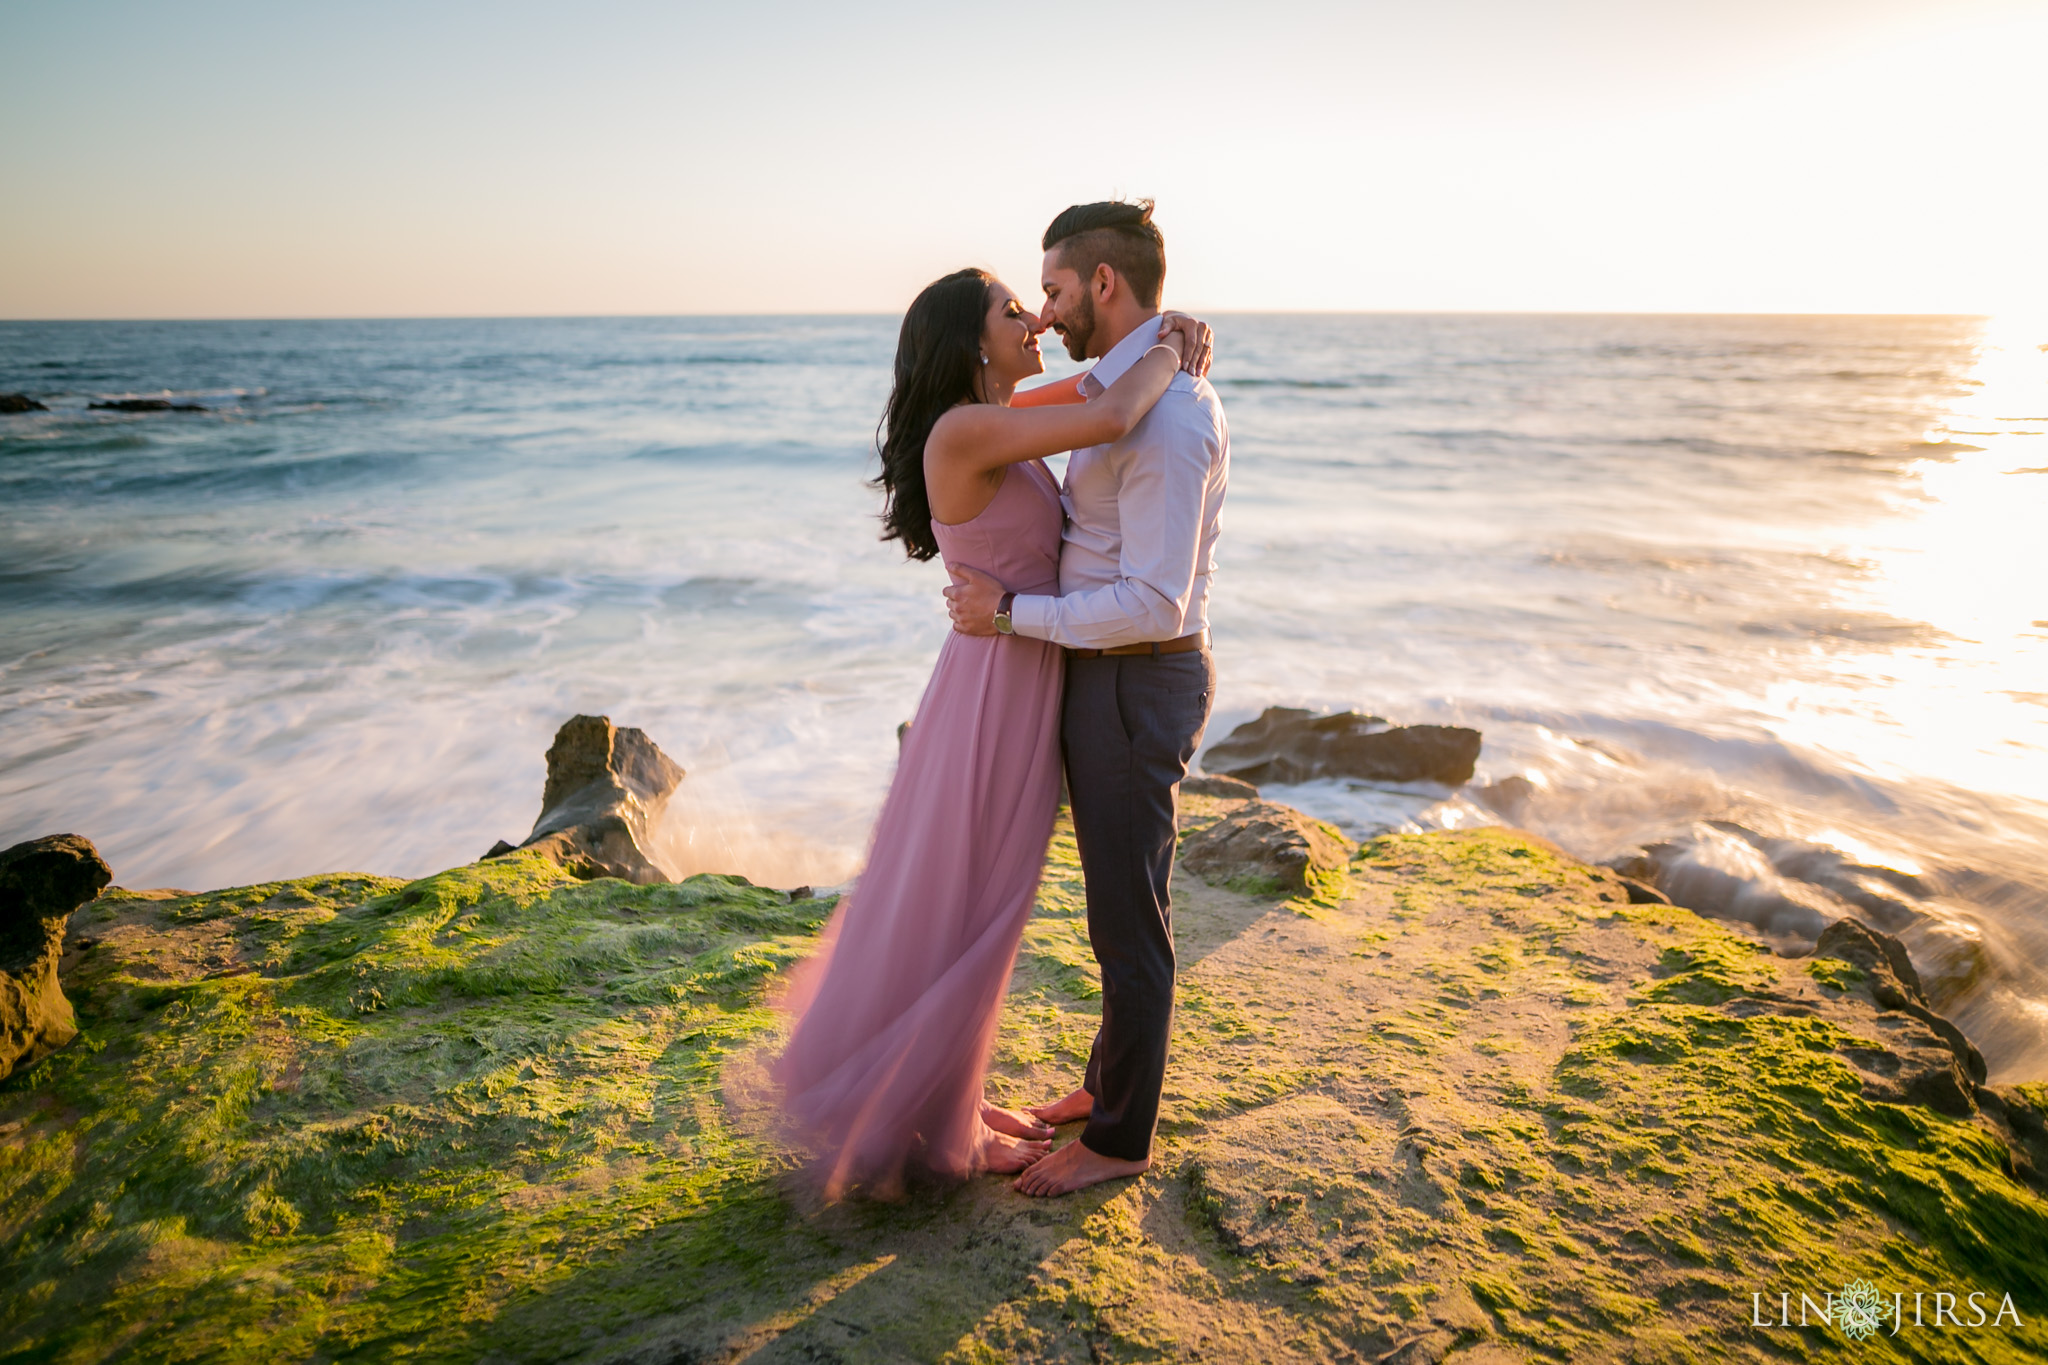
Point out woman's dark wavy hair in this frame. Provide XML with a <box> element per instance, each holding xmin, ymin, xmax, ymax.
<box><xmin>873</xmin><ymin>267</ymin><xmax>992</xmax><ymax>561</ymax></box>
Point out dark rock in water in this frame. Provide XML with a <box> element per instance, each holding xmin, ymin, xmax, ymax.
<box><xmin>1616</xmin><ymin>876</ymin><xmax>1668</xmax><ymax>905</ymax></box>
<box><xmin>90</xmin><ymin>398</ymin><xmax>208</xmax><ymax>413</ymax></box>
<box><xmin>0</xmin><ymin>393</ymin><xmax>49</xmax><ymax>413</ymax></box>
<box><xmin>1601</xmin><ymin>852</ymin><xmax>1659</xmax><ymax>884</ymax></box>
<box><xmin>1181</xmin><ymin>801</ymin><xmax>1355</xmax><ymax>895</ymax></box>
<box><xmin>516</xmin><ymin>715</ymin><xmax>685</xmax><ymax>884</ymax></box>
<box><xmin>1597</xmin><ymin>855</ymin><xmax>1670</xmax><ymax>903</ymax></box>
<box><xmin>1</xmin><ymin>834</ymin><xmax>113</xmax><ymax>1080</ymax></box>
<box><xmin>1474</xmin><ymin>775</ymin><xmax>1535</xmax><ymax>821</ymax></box>
<box><xmin>1813</xmin><ymin>917</ymin><xmax>1986</xmax><ymax>1087</ymax></box>
<box><xmin>1202</xmin><ymin>707</ymin><xmax>1482</xmax><ymax>787</ymax></box>
<box><xmin>1182</xmin><ymin>773</ymin><xmax>1259</xmax><ymax>800</ymax></box>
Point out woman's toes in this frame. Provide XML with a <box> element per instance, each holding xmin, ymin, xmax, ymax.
<box><xmin>983</xmin><ymin>1103</ymin><xmax>1057</xmax><ymax>1140</ymax></box>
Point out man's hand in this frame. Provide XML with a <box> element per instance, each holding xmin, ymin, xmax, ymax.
<box><xmin>944</xmin><ymin>564</ymin><xmax>1004</xmax><ymax>636</ymax></box>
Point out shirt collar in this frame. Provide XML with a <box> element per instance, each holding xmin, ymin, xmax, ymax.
<box><xmin>1077</xmin><ymin>314</ymin><xmax>1163</xmax><ymax>397</ymax></box>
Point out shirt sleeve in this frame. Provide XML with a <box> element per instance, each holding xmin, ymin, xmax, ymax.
<box><xmin>1009</xmin><ymin>392</ymin><xmax>1216</xmax><ymax>649</ymax></box>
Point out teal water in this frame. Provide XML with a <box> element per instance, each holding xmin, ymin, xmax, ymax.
<box><xmin>3</xmin><ymin>314</ymin><xmax>2045</xmax><ymax>1075</ymax></box>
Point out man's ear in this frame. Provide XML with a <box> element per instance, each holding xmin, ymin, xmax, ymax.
<box><xmin>1091</xmin><ymin>263</ymin><xmax>1118</xmax><ymax>306</ymax></box>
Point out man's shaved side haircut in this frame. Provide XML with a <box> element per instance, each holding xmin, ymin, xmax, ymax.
<box><xmin>1043</xmin><ymin>200</ymin><xmax>1166</xmax><ymax>309</ymax></box>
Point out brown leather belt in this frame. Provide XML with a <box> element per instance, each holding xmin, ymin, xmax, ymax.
<box><xmin>1066</xmin><ymin>631</ymin><xmax>1208</xmax><ymax>660</ymax></box>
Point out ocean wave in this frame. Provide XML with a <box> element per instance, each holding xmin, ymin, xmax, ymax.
<box><xmin>0</xmin><ymin>561</ymin><xmax>854</xmax><ymax>623</ymax></box>
<box><xmin>629</xmin><ymin>441</ymin><xmax>859</xmax><ymax>466</ymax></box>
<box><xmin>14</xmin><ymin>446</ymin><xmax>425</xmax><ymax>502</ymax></box>
<box><xmin>1215</xmin><ymin>375</ymin><xmax>1397</xmax><ymax>390</ymax></box>
<box><xmin>1734</xmin><ymin>613</ymin><xmax>1947</xmax><ymax>644</ymax></box>
<box><xmin>0</xmin><ymin>429</ymin><xmax>157</xmax><ymax>454</ymax></box>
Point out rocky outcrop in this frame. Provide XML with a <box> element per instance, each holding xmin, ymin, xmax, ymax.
<box><xmin>1978</xmin><ymin>1085</ymin><xmax>2048</xmax><ymax>1193</ymax></box>
<box><xmin>0</xmin><ymin>394</ymin><xmax>49</xmax><ymax>414</ymax></box>
<box><xmin>1596</xmin><ymin>865</ymin><xmax>1671</xmax><ymax>904</ymax></box>
<box><xmin>1180</xmin><ymin>800</ymin><xmax>1355</xmax><ymax>895</ymax></box>
<box><xmin>1</xmin><ymin>834</ymin><xmax>113</xmax><ymax>1080</ymax></box>
<box><xmin>90</xmin><ymin>398</ymin><xmax>207</xmax><ymax>413</ymax></box>
<box><xmin>1809</xmin><ymin>917</ymin><xmax>1987</xmax><ymax>1115</ymax></box>
<box><xmin>1181</xmin><ymin>773</ymin><xmax>1259</xmax><ymax>800</ymax></box>
<box><xmin>1201</xmin><ymin>707</ymin><xmax>1482</xmax><ymax>787</ymax></box>
<box><xmin>494</xmin><ymin>715</ymin><xmax>685</xmax><ymax>884</ymax></box>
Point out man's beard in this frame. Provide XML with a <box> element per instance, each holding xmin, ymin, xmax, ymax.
<box><xmin>1055</xmin><ymin>291</ymin><xmax>1096</xmax><ymax>360</ymax></box>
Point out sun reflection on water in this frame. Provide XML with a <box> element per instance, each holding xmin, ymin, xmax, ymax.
<box><xmin>1777</xmin><ymin>314</ymin><xmax>2048</xmax><ymax>813</ymax></box>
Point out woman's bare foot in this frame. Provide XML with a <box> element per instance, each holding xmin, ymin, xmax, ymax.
<box><xmin>1013</xmin><ymin>1137</ymin><xmax>1148</xmax><ymax>1197</ymax></box>
<box><xmin>981</xmin><ymin>1101</ymin><xmax>1055</xmax><ymax>1141</ymax></box>
<box><xmin>1025</xmin><ymin>1085</ymin><xmax>1093</xmax><ymax>1126</ymax></box>
<box><xmin>979</xmin><ymin>1126</ymin><xmax>1052</xmax><ymax>1175</ymax></box>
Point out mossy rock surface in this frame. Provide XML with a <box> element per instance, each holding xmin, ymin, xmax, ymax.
<box><xmin>3</xmin><ymin>827</ymin><xmax>2045</xmax><ymax>1362</ymax></box>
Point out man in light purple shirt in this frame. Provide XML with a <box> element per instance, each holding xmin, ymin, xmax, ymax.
<box><xmin>947</xmin><ymin>200</ymin><xmax>1229</xmax><ymax>1196</ymax></box>
<box><xmin>1003</xmin><ymin>305</ymin><xmax>1228</xmax><ymax>650</ymax></box>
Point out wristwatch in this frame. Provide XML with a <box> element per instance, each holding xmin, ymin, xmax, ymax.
<box><xmin>994</xmin><ymin>592</ymin><xmax>1017</xmax><ymax>636</ymax></box>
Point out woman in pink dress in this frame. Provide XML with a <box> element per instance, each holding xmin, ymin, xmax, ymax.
<box><xmin>771</xmin><ymin>268</ymin><xmax>1207</xmax><ymax>1198</ymax></box>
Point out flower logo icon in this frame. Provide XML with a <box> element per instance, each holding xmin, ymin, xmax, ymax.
<box><xmin>1836</xmin><ymin>1280</ymin><xmax>1891</xmax><ymax>1341</ymax></box>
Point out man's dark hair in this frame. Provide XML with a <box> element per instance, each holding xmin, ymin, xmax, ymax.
<box><xmin>1042</xmin><ymin>199</ymin><xmax>1165</xmax><ymax>308</ymax></box>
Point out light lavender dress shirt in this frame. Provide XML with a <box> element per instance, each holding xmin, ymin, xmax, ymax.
<box><xmin>1009</xmin><ymin>319</ymin><xmax>1230</xmax><ymax>649</ymax></box>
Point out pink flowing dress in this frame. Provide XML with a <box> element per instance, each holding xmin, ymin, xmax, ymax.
<box><xmin>773</xmin><ymin>459</ymin><xmax>1066</xmax><ymax>1196</ymax></box>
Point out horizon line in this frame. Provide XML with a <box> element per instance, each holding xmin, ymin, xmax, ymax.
<box><xmin>0</xmin><ymin>308</ymin><xmax>2000</xmax><ymax>325</ymax></box>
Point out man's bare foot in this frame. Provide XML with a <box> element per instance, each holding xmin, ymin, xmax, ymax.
<box><xmin>980</xmin><ymin>1101</ymin><xmax>1055</xmax><ymax>1141</ymax></box>
<box><xmin>1025</xmin><ymin>1086</ymin><xmax>1092</xmax><ymax>1127</ymax></box>
<box><xmin>1012</xmin><ymin>1138</ymin><xmax>1149</xmax><ymax>1196</ymax></box>
<box><xmin>979</xmin><ymin>1126</ymin><xmax>1052</xmax><ymax>1175</ymax></box>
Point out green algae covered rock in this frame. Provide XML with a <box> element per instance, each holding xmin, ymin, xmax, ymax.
<box><xmin>3</xmin><ymin>825</ymin><xmax>2045</xmax><ymax>1362</ymax></box>
<box><xmin>1179</xmin><ymin>799</ymin><xmax>1355</xmax><ymax>898</ymax></box>
<box><xmin>1</xmin><ymin>834</ymin><xmax>113</xmax><ymax>1080</ymax></box>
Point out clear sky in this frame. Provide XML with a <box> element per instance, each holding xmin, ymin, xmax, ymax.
<box><xmin>3</xmin><ymin>0</ymin><xmax>2043</xmax><ymax>318</ymax></box>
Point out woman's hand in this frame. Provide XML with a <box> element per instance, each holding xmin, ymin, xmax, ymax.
<box><xmin>1159</xmin><ymin>312</ymin><xmax>1214</xmax><ymax>377</ymax></box>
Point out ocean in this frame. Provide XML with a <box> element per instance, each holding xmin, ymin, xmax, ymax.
<box><xmin>2</xmin><ymin>313</ymin><xmax>2044</xmax><ymax>1079</ymax></box>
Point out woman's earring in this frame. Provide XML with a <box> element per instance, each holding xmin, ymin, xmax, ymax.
<box><xmin>980</xmin><ymin>353</ymin><xmax>989</xmax><ymax>365</ymax></box>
